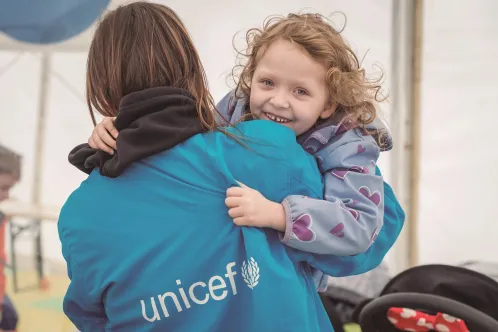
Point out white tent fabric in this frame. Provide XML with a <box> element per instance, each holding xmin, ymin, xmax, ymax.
<box><xmin>418</xmin><ymin>0</ymin><xmax>498</xmax><ymax>265</ymax></box>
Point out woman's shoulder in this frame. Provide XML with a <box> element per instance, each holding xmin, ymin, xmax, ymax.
<box><xmin>232</xmin><ymin>120</ymin><xmax>297</xmax><ymax>144</ymax></box>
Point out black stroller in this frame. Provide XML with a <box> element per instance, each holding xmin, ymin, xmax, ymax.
<box><xmin>320</xmin><ymin>261</ymin><xmax>391</xmax><ymax>332</ymax></box>
<box><xmin>321</xmin><ymin>263</ymin><xmax>498</xmax><ymax>331</ymax></box>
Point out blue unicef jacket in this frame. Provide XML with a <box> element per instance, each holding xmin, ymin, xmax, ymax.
<box><xmin>59</xmin><ymin>116</ymin><xmax>336</xmax><ymax>331</ymax></box>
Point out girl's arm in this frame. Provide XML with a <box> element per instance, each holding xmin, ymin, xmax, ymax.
<box><xmin>280</xmin><ymin>131</ymin><xmax>383</xmax><ymax>256</ymax></box>
<box><xmin>292</xmin><ymin>173</ymin><xmax>405</xmax><ymax>279</ymax></box>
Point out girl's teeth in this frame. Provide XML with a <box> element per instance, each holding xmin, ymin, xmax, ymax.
<box><xmin>265</xmin><ymin>113</ymin><xmax>289</xmax><ymax>123</ymax></box>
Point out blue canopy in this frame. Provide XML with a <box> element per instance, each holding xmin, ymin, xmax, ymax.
<box><xmin>0</xmin><ymin>0</ymin><xmax>109</xmax><ymax>44</ymax></box>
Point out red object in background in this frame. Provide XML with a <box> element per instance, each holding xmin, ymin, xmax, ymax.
<box><xmin>0</xmin><ymin>216</ymin><xmax>6</xmax><ymax>313</ymax></box>
<box><xmin>387</xmin><ymin>307</ymin><xmax>470</xmax><ymax>332</ymax></box>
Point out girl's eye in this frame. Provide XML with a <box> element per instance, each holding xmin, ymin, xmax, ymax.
<box><xmin>262</xmin><ymin>79</ymin><xmax>274</xmax><ymax>87</ymax></box>
<box><xmin>296</xmin><ymin>88</ymin><xmax>309</xmax><ymax>96</ymax></box>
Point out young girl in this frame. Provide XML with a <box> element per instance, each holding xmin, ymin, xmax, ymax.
<box><xmin>87</xmin><ymin>13</ymin><xmax>405</xmax><ymax>289</ymax></box>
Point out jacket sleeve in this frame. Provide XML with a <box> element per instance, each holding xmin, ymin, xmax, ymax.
<box><xmin>280</xmin><ymin>131</ymin><xmax>384</xmax><ymax>256</ymax></box>
<box><xmin>59</xmin><ymin>225</ymin><xmax>107</xmax><ymax>331</ymax></box>
<box><xmin>289</xmin><ymin>168</ymin><xmax>405</xmax><ymax>280</ymax></box>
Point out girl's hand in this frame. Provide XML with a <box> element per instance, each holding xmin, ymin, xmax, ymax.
<box><xmin>88</xmin><ymin>117</ymin><xmax>118</xmax><ymax>155</ymax></box>
<box><xmin>225</xmin><ymin>181</ymin><xmax>286</xmax><ymax>232</ymax></box>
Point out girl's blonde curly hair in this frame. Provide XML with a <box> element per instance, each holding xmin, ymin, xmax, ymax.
<box><xmin>233</xmin><ymin>13</ymin><xmax>386</xmax><ymax>130</ymax></box>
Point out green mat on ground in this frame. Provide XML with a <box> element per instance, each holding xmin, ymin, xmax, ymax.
<box><xmin>344</xmin><ymin>323</ymin><xmax>362</xmax><ymax>332</ymax></box>
<box><xmin>31</xmin><ymin>297</ymin><xmax>63</xmax><ymax>312</ymax></box>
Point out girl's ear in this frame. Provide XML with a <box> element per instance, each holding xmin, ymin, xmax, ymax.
<box><xmin>320</xmin><ymin>101</ymin><xmax>337</xmax><ymax>119</ymax></box>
